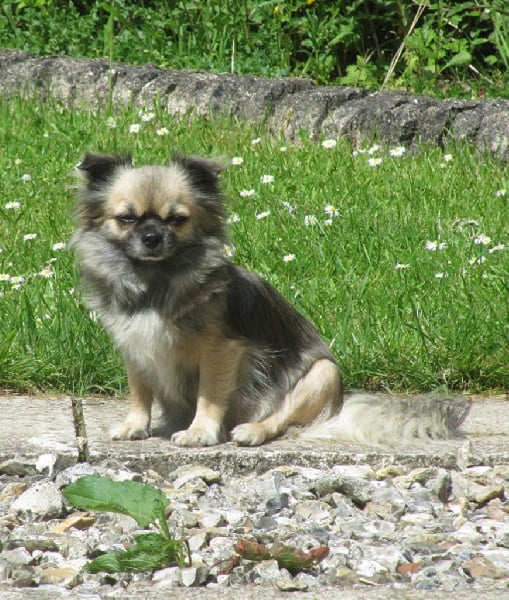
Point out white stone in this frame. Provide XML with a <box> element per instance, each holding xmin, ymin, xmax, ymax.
<box><xmin>11</xmin><ymin>482</ymin><xmax>64</xmax><ymax>520</ymax></box>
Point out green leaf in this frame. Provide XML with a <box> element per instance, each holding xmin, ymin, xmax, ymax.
<box><xmin>84</xmin><ymin>533</ymin><xmax>184</xmax><ymax>573</ymax></box>
<box><xmin>444</xmin><ymin>51</ymin><xmax>472</xmax><ymax>70</ymax></box>
<box><xmin>62</xmin><ymin>475</ymin><xmax>169</xmax><ymax>529</ymax></box>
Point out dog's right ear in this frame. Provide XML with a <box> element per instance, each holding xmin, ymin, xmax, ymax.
<box><xmin>77</xmin><ymin>152</ymin><xmax>132</xmax><ymax>188</ymax></box>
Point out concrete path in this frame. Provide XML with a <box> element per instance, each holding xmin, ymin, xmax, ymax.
<box><xmin>1</xmin><ymin>395</ymin><xmax>507</xmax><ymax>476</ymax></box>
<box><xmin>1</xmin><ymin>394</ymin><xmax>508</xmax><ymax>600</ymax></box>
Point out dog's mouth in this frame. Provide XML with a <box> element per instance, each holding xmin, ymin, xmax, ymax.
<box><xmin>126</xmin><ymin>245</ymin><xmax>174</xmax><ymax>263</ymax></box>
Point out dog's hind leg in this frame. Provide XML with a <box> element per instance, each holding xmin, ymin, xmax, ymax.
<box><xmin>232</xmin><ymin>358</ymin><xmax>342</xmax><ymax>446</ymax></box>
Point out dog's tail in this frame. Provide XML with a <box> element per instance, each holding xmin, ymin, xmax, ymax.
<box><xmin>299</xmin><ymin>393</ymin><xmax>471</xmax><ymax>445</ymax></box>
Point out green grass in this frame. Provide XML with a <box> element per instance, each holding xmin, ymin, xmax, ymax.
<box><xmin>0</xmin><ymin>95</ymin><xmax>507</xmax><ymax>394</ymax></box>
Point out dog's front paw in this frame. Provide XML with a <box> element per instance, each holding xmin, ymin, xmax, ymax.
<box><xmin>110</xmin><ymin>417</ymin><xmax>151</xmax><ymax>441</ymax></box>
<box><xmin>171</xmin><ymin>427</ymin><xmax>221</xmax><ymax>447</ymax></box>
<box><xmin>231</xmin><ymin>423</ymin><xmax>268</xmax><ymax>446</ymax></box>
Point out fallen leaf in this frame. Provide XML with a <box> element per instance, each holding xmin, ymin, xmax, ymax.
<box><xmin>235</xmin><ymin>539</ymin><xmax>329</xmax><ymax>572</ymax></box>
<box><xmin>396</xmin><ymin>561</ymin><xmax>423</xmax><ymax>574</ymax></box>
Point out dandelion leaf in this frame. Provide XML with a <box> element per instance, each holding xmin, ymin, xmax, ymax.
<box><xmin>62</xmin><ymin>475</ymin><xmax>168</xmax><ymax>529</ymax></box>
<box><xmin>84</xmin><ymin>533</ymin><xmax>184</xmax><ymax>573</ymax></box>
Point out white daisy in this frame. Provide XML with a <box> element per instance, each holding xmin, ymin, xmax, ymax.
<box><xmin>425</xmin><ymin>240</ymin><xmax>446</xmax><ymax>251</ymax></box>
<box><xmin>324</xmin><ymin>204</ymin><xmax>339</xmax><ymax>217</ymax></box>
<box><xmin>474</xmin><ymin>234</ymin><xmax>492</xmax><ymax>246</ymax></box>
<box><xmin>39</xmin><ymin>267</ymin><xmax>54</xmax><ymax>279</ymax></box>
<box><xmin>140</xmin><ymin>111</ymin><xmax>155</xmax><ymax>122</ymax></box>
<box><xmin>260</xmin><ymin>174</ymin><xmax>275</xmax><ymax>184</ymax></box>
<box><xmin>389</xmin><ymin>146</ymin><xmax>406</xmax><ymax>157</ymax></box>
<box><xmin>223</xmin><ymin>244</ymin><xmax>236</xmax><ymax>258</ymax></box>
<box><xmin>321</xmin><ymin>139</ymin><xmax>337</xmax><ymax>149</ymax></box>
<box><xmin>226</xmin><ymin>213</ymin><xmax>241</xmax><ymax>224</ymax></box>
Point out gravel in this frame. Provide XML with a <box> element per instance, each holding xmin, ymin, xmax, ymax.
<box><xmin>1</xmin><ymin>455</ymin><xmax>508</xmax><ymax>597</ymax></box>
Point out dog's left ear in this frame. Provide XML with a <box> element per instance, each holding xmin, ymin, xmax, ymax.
<box><xmin>77</xmin><ymin>152</ymin><xmax>133</xmax><ymax>188</ymax></box>
<box><xmin>175</xmin><ymin>155</ymin><xmax>226</xmax><ymax>195</ymax></box>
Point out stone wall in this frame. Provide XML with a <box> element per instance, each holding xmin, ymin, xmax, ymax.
<box><xmin>1</xmin><ymin>49</ymin><xmax>508</xmax><ymax>159</ymax></box>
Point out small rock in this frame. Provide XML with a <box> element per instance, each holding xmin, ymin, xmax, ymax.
<box><xmin>254</xmin><ymin>515</ymin><xmax>278</xmax><ymax>530</ymax></box>
<box><xmin>457</xmin><ymin>441</ymin><xmax>481</xmax><ymax>469</ymax></box>
<box><xmin>152</xmin><ymin>566</ymin><xmax>181</xmax><ymax>587</ymax></box>
<box><xmin>200</xmin><ymin>511</ymin><xmax>225</xmax><ymax>529</ymax></box>
<box><xmin>327</xmin><ymin>566</ymin><xmax>358</xmax><ymax>585</ymax></box>
<box><xmin>170</xmin><ymin>509</ymin><xmax>199</xmax><ymax>529</ymax></box>
<box><xmin>253</xmin><ymin>559</ymin><xmax>282</xmax><ymax>585</ymax></box>
<box><xmin>188</xmin><ymin>532</ymin><xmax>208</xmax><ymax>552</ymax></box>
<box><xmin>179</xmin><ymin>566</ymin><xmax>209</xmax><ymax>587</ymax></box>
<box><xmin>51</xmin><ymin>512</ymin><xmax>96</xmax><ymax>533</ymax></box>
<box><xmin>0</xmin><ymin>548</ymin><xmax>32</xmax><ymax>566</ymax></box>
<box><xmin>462</xmin><ymin>556</ymin><xmax>505</xmax><ymax>579</ymax></box>
<box><xmin>311</xmin><ymin>474</ymin><xmax>372</xmax><ymax>506</ymax></box>
<box><xmin>487</xmin><ymin>498</ymin><xmax>506</xmax><ymax>521</ymax></box>
<box><xmin>55</xmin><ymin>463</ymin><xmax>107</xmax><ymax>489</ymax></box>
<box><xmin>41</xmin><ymin>566</ymin><xmax>82</xmax><ymax>588</ymax></box>
<box><xmin>466</xmin><ymin>481</ymin><xmax>504</xmax><ymax>506</ymax></box>
<box><xmin>375</xmin><ymin>465</ymin><xmax>406</xmax><ymax>479</ymax></box>
<box><xmin>427</xmin><ymin>469</ymin><xmax>452</xmax><ymax>503</ymax></box>
<box><xmin>11</xmin><ymin>482</ymin><xmax>64</xmax><ymax>521</ymax></box>
<box><xmin>394</xmin><ymin>467</ymin><xmax>437</xmax><ymax>489</ymax></box>
<box><xmin>12</xmin><ymin>539</ymin><xmax>59</xmax><ymax>553</ymax></box>
<box><xmin>294</xmin><ymin>501</ymin><xmax>331</xmax><ymax>523</ymax></box>
<box><xmin>0</xmin><ymin>459</ymin><xmax>36</xmax><ymax>477</ymax></box>
<box><xmin>356</xmin><ymin>558</ymin><xmax>389</xmax><ymax>578</ymax></box>
<box><xmin>171</xmin><ymin>465</ymin><xmax>222</xmax><ymax>488</ymax></box>
<box><xmin>277</xmin><ymin>576</ymin><xmax>308</xmax><ymax>591</ymax></box>
<box><xmin>0</xmin><ymin>482</ymin><xmax>28</xmax><ymax>504</ymax></box>
<box><xmin>11</xmin><ymin>567</ymin><xmax>39</xmax><ymax>588</ymax></box>
<box><xmin>265</xmin><ymin>493</ymin><xmax>290</xmax><ymax>514</ymax></box>
<box><xmin>36</xmin><ymin>454</ymin><xmax>67</xmax><ymax>478</ymax></box>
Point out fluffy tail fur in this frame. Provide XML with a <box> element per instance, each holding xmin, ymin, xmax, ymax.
<box><xmin>300</xmin><ymin>393</ymin><xmax>471</xmax><ymax>445</ymax></box>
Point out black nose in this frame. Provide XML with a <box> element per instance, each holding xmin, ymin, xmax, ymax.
<box><xmin>141</xmin><ymin>230</ymin><xmax>162</xmax><ymax>249</ymax></box>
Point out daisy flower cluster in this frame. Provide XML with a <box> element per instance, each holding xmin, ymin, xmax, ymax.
<box><xmin>349</xmin><ymin>143</ymin><xmax>467</xmax><ymax>167</ymax></box>
<box><xmin>1</xmin><ymin>181</ymin><xmax>69</xmax><ymax>296</ymax></box>
<box><xmin>393</xmin><ymin>223</ymin><xmax>505</xmax><ymax>280</ymax></box>
<box><xmin>224</xmin><ymin>148</ymin><xmax>345</xmax><ymax>265</ymax></box>
<box><xmin>106</xmin><ymin>107</ymin><xmax>171</xmax><ymax>137</ymax></box>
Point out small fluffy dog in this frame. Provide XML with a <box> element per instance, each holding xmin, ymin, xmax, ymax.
<box><xmin>72</xmin><ymin>152</ymin><xmax>470</xmax><ymax>447</ymax></box>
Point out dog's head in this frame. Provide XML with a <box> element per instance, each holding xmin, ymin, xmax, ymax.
<box><xmin>75</xmin><ymin>152</ymin><xmax>226</xmax><ymax>262</ymax></box>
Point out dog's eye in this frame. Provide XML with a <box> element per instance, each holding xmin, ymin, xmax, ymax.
<box><xmin>167</xmin><ymin>215</ymin><xmax>189</xmax><ymax>226</ymax></box>
<box><xmin>116</xmin><ymin>214</ymin><xmax>137</xmax><ymax>225</ymax></box>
